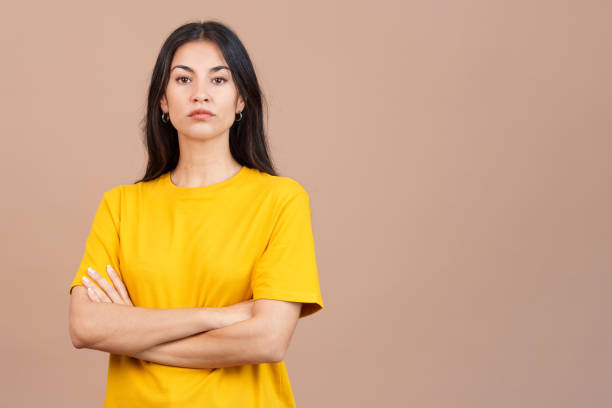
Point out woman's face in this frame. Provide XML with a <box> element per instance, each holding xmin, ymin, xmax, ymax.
<box><xmin>160</xmin><ymin>40</ymin><xmax>245</xmax><ymax>141</ymax></box>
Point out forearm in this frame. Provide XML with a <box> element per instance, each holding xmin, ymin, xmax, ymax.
<box><xmin>76</xmin><ymin>301</ymin><xmax>223</xmax><ymax>355</ymax></box>
<box><xmin>126</xmin><ymin>315</ymin><xmax>277</xmax><ymax>368</ymax></box>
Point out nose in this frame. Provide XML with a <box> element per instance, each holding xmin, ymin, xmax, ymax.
<box><xmin>192</xmin><ymin>82</ymin><xmax>211</xmax><ymax>103</ymax></box>
<box><xmin>193</xmin><ymin>94</ymin><xmax>209</xmax><ymax>103</ymax></box>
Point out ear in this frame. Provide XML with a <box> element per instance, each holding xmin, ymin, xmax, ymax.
<box><xmin>160</xmin><ymin>94</ymin><xmax>168</xmax><ymax>113</ymax></box>
<box><xmin>236</xmin><ymin>94</ymin><xmax>246</xmax><ymax>114</ymax></box>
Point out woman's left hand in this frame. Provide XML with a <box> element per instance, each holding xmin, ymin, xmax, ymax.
<box><xmin>81</xmin><ymin>264</ymin><xmax>134</xmax><ymax>306</ymax></box>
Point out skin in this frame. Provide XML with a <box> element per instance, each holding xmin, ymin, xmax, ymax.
<box><xmin>75</xmin><ymin>40</ymin><xmax>303</xmax><ymax>367</ymax></box>
<box><xmin>160</xmin><ymin>39</ymin><xmax>246</xmax><ymax>188</ymax></box>
<box><xmin>82</xmin><ymin>265</ymin><xmax>133</xmax><ymax>305</ymax></box>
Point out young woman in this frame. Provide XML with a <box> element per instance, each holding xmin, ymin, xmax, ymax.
<box><xmin>68</xmin><ymin>20</ymin><xmax>324</xmax><ymax>407</ymax></box>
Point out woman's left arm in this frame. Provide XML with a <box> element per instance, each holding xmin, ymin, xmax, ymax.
<box><xmin>128</xmin><ymin>299</ymin><xmax>302</xmax><ymax>368</ymax></box>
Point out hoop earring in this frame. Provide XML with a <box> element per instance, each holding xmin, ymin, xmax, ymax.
<box><xmin>235</xmin><ymin>111</ymin><xmax>243</xmax><ymax>122</ymax></box>
<box><xmin>161</xmin><ymin>112</ymin><xmax>169</xmax><ymax>123</ymax></box>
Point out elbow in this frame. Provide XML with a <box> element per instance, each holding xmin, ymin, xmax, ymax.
<box><xmin>69</xmin><ymin>313</ymin><xmax>90</xmax><ymax>349</ymax></box>
<box><xmin>69</xmin><ymin>320</ymin><xmax>86</xmax><ymax>349</ymax></box>
<box><xmin>269</xmin><ymin>348</ymin><xmax>285</xmax><ymax>364</ymax></box>
<box><xmin>263</xmin><ymin>336</ymin><xmax>287</xmax><ymax>364</ymax></box>
<box><xmin>255</xmin><ymin>319</ymin><xmax>293</xmax><ymax>364</ymax></box>
<box><xmin>69</xmin><ymin>285</ymin><xmax>94</xmax><ymax>349</ymax></box>
<box><xmin>70</xmin><ymin>319</ymin><xmax>90</xmax><ymax>349</ymax></box>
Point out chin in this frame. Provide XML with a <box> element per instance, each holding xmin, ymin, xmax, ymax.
<box><xmin>181</xmin><ymin>129</ymin><xmax>221</xmax><ymax>141</ymax></box>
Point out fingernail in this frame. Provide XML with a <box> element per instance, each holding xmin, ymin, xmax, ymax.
<box><xmin>88</xmin><ymin>268</ymin><xmax>96</xmax><ymax>276</ymax></box>
<box><xmin>82</xmin><ymin>276</ymin><xmax>89</xmax><ymax>283</ymax></box>
<box><xmin>107</xmin><ymin>265</ymin><xmax>113</xmax><ymax>273</ymax></box>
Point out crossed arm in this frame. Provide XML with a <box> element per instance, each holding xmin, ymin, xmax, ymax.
<box><xmin>69</xmin><ymin>283</ymin><xmax>302</xmax><ymax>369</ymax></box>
<box><xmin>127</xmin><ymin>298</ymin><xmax>301</xmax><ymax>368</ymax></box>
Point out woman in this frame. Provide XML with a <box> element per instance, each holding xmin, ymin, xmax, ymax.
<box><xmin>68</xmin><ymin>20</ymin><xmax>324</xmax><ymax>407</ymax></box>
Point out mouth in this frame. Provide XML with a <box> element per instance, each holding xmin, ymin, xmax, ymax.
<box><xmin>189</xmin><ymin>112</ymin><xmax>214</xmax><ymax>120</ymax></box>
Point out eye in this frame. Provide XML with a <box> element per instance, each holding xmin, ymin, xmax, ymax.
<box><xmin>212</xmin><ymin>77</ymin><xmax>227</xmax><ymax>84</ymax></box>
<box><xmin>176</xmin><ymin>76</ymin><xmax>191</xmax><ymax>84</ymax></box>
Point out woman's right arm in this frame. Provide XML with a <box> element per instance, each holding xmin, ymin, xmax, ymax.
<box><xmin>69</xmin><ymin>285</ymin><xmax>247</xmax><ymax>355</ymax></box>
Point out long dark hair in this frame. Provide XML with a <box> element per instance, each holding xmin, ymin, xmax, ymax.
<box><xmin>134</xmin><ymin>20</ymin><xmax>277</xmax><ymax>184</ymax></box>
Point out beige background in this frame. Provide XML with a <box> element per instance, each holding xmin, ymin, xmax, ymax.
<box><xmin>1</xmin><ymin>0</ymin><xmax>610</xmax><ymax>406</ymax></box>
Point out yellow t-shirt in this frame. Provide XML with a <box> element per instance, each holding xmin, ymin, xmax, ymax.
<box><xmin>68</xmin><ymin>165</ymin><xmax>324</xmax><ymax>407</ymax></box>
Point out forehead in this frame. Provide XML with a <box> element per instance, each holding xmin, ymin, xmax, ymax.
<box><xmin>171</xmin><ymin>40</ymin><xmax>228</xmax><ymax>71</ymax></box>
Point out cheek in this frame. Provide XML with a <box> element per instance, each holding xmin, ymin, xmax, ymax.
<box><xmin>216</xmin><ymin>99</ymin><xmax>238</xmax><ymax>124</ymax></box>
<box><xmin>215</xmin><ymin>111</ymin><xmax>235</xmax><ymax>129</ymax></box>
<box><xmin>165</xmin><ymin>86</ymin><xmax>185</xmax><ymax>104</ymax></box>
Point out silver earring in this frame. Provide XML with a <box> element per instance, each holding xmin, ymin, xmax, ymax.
<box><xmin>235</xmin><ymin>111</ymin><xmax>243</xmax><ymax>122</ymax></box>
<box><xmin>161</xmin><ymin>112</ymin><xmax>169</xmax><ymax>123</ymax></box>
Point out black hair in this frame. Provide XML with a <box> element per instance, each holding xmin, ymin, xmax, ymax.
<box><xmin>134</xmin><ymin>19</ymin><xmax>277</xmax><ymax>184</ymax></box>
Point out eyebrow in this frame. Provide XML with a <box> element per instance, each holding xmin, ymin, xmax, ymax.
<box><xmin>170</xmin><ymin>64</ymin><xmax>230</xmax><ymax>74</ymax></box>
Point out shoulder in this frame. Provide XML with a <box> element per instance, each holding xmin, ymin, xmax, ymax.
<box><xmin>102</xmin><ymin>184</ymin><xmax>124</xmax><ymax>198</ymax></box>
<box><xmin>100</xmin><ymin>183</ymin><xmax>131</xmax><ymax>205</ymax></box>
<box><xmin>94</xmin><ymin>185</ymin><xmax>125</xmax><ymax>220</ymax></box>
<box><xmin>102</xmin><ymin>176</ymin><xmax>151</xmax><ymax>201</ymax></box>
<box><xmin>250</xmin><ymin>168</ymin><xmax>310</xmax><ymax>201</ymax></box>
<box><xmin>248</xmin><ymin>171</ymin><xmax>313</xmax><ymax>221</ymax></box>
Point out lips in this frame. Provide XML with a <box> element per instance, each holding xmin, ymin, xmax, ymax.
<box><xmin>189</xmin><ymin>109</ymin><xmax>214</xmax><ymax>116</ymax></box>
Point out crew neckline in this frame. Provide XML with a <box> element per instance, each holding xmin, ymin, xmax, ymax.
<box><xmin>161</xmin><ymin>165</ymin><xmax>249</xmax><ymax>197</ymax></box>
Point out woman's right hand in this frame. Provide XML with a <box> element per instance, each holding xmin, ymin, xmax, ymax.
<box><xmin>216</xmin><ymin>298</ymin><xmax>255</xmax><ymax>328</ymax></box>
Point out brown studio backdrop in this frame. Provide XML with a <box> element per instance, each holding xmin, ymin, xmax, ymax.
<box><xmin>0</xmin><ymin>1</ymin><xmax>611</xmax><ymax>406</ymax></box>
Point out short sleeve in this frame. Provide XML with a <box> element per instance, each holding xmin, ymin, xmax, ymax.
<box><xmin>68</xmin><ymin>186</ymin><xmax>123</xmax><ymax>295</ymax></box>
<box><xmin>251</xmin><ymin>186</ymin><xmax>324</xmax><ymax>319</ymax></box>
